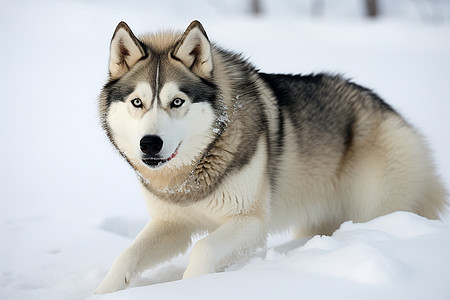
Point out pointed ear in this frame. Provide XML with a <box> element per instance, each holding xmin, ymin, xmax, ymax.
<box><xmin>172</xmin><ymin>20</ymin><xmax>213</xmax><ymax>79</ymax></box>
<box><xmin>109</xmin><ymin>21</ymin><xmax>146</xmax><ymax>79</ymax></box>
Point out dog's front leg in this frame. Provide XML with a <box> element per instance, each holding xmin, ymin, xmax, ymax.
<box><xmin>95</xmin><ymin>219</ymin><xmax>192</xmax><ymax>294</ymax></box>
<box><xmin>183</xmin><ymin>215</ymin><xmax>265</xmax><ymax>279</ymax></box>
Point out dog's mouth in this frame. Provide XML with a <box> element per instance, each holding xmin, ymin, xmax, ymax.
<box><xmin>142</xmin><ymin>144</ymin><xmax>180</xmax><ymax>168</ymax></box>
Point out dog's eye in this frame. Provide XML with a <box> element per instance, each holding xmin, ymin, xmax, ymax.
<box><xmin>170</xmin><ymin>98</ymin><xmax>185</xmax><ymax>109</ymax></box>
<box><xmin>131</xmin><ymin>98</ymin><xmax>143</xmax><ymax>108</ymax></box>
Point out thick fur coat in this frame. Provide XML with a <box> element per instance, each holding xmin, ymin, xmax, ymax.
<box><xmin>95</xmin><ymin>20</ymin><xmax>447</xmax><ymax>294</ymax></box>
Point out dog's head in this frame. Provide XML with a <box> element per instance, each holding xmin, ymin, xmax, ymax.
<box><xmin>100</xmin><ymin>21</ymin><xmax>225</xmax><ymax>171</ymax></box>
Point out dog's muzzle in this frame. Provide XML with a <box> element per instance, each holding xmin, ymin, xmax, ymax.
<box><xmin>140</xmin><ymin>135</ymin><xmax>179</xmax><ymax>168</ymax></box>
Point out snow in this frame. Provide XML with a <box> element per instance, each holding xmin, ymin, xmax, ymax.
<box><xmin>1</xmin><ymin>0</ymin><xmax>450</xmax><ymax>299</ymax></box>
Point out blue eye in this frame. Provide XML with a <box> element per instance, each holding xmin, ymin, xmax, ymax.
<box><xmin>131</xmin><ymin>98</ymin><xmax>143</xmax><ymax>108</ymax></box>
<box><xmin>171</xmin><ymin>98</ymin><xmax>185</xmax><ymax>108</ymax></box>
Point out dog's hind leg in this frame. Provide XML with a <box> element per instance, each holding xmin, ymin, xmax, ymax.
<box><xmin>95</xmin><ymin>219</ymin><xmax>193</xmax><ymax>294</ymax></box>
<box><xmin>182</xmin><ymin>215</ymin><xmax>266</xmax><ymax>279</ymax></box>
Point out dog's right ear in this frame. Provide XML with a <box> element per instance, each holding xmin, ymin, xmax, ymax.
<box><xmin>109</xmin><ymin>21</ymin><xmax>146</xmax><ymax>79</ymax></box>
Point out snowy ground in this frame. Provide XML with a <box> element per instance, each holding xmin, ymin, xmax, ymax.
<box><xmin>1</xmin><ymin>0</ymin><xmax>450</xmax><ymax>299</ymax></box>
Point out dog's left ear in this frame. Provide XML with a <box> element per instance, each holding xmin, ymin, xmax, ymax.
<box><xmin>109</xmin><ymin>21</ymin><xmax>146</xmax><ymax>79</ymax></box>
<box><xmin>172</xmin><ymin>20</ymin><xmax>213</xmax><ymax>79</ymax></box>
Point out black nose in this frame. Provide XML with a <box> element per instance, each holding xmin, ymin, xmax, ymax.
<box><xmin>140</xmin><ymin>135</ymin><xmax>163</xmax><ymax>156</ymax></box>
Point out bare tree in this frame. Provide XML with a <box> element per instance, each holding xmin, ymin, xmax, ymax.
<box><xmin>366</xmin><ymin>0</ymin><xmax>378</xmax><ymax>18</ymax></box>
<box><xmin>251</xmin><ymin>0</ymin><xmax>262</xmax><ymax>15</ymax></box>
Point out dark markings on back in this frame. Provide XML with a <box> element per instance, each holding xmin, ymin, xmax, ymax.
<box><xmin>259</xmin><ymin>72</ymin><xmax>396</xmax><ymax>158</ymax></box>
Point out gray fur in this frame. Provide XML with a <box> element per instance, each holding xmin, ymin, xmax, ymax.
<box><xmin>95</xmin><ymin>20</ymin><xmax>448</xmax><ymax>294</ymax></box>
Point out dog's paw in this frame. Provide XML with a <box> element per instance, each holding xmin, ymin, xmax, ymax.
<box><xmin>94</xmin><ymin>271</ymin><xmax>131</xmax><ymax>294</ymax></box>
<box><xmin>94</xmin><ymin>252</ymin><xmax>137</xmax><ymax>294</ymax></box>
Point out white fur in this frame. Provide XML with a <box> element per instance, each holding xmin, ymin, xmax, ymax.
<box><xmin>98</xmin><ymin>85</ymin><xmax>446</xmax><ymax>295</ymax></box>
<box><xmin>106</xmin><ymin>81</ymin><xmax>216</xmax><ymax>172</ymax></box>
<box><xmin>95</xmin><ymin>138</ymin><xmax>268</xmax><ymax>294</ymax></box>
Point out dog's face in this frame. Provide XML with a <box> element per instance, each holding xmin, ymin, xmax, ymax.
<box><xmin>101</xmin><ymin>21</ymin><xmax>221</xmax><ymax>171</ymax></box>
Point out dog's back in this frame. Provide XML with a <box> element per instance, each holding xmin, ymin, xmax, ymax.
<box><xmin>259</xmin><ymin>73</ymin><xmax>447</xmax><ymax>236</ymax></box>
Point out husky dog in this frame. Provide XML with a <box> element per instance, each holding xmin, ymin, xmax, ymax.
<box><xmin>95</xmin><ymin>20</ymin><xmax>447</xmax><ymax>294</ymax></box>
